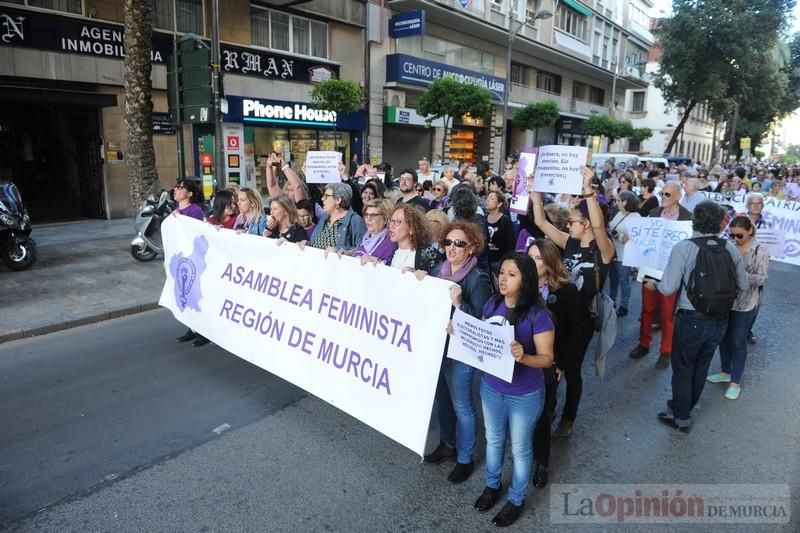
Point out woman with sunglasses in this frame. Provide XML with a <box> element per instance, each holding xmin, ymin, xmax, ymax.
<box><xmin>707</xmin><ymin>216</ymin><xmax>769</xmax><ymax>400</ymax></box>
<box><xmin>422</xmin><ymin>221</ymin><xmax>492</xmax><ymax>484</ymax></box>
<box><xmin>430</xmin><ymin>181</ymin><xmax>451</xmax><ymax>210</ymax></box>
<box><xmin>526</xmin><ymin>239</ymin><xmax>580</xmax><ymax>488</ymax></box>
<box><xmin>531</xmin><ymin>168</ymin><xmax>614</xmax><ymax>438</ymax></box>
<box><xmin>233</xmin><ymin>187</ymin><xmax>268</xmax><ymax>235</ymax></box>
<box><xmin>173</xmin><ymin>179</ymin><xmax>204</xmax><ymax>220</ymax></box>
<box><xmin>353</xmin><ymin>199</ymin><xmax>397</xmax><ymax>264</ymax></box>
<box><xmin>468</xmin><ymin>252</ymin><xmax>554</xmax><ymax>527</ymax></box>
<box><xmin>386</xmin><ymin>204</ymin><xmax>443</xmax><ymax>273</ymax></box>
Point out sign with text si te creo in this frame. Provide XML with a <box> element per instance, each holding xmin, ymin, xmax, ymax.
<box><xmin>389</xmin><ymin>10</ymin><xmax>426</xmax><ymax>38</ymax></box>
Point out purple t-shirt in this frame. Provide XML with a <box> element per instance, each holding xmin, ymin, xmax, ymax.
<box><xmin>482</xmin><ymin>298</ymin><xmax>554</xmax><ymax>395</ymax></box>
<box><xmin>178</xmin><ymin>203</ymin><xmax>204</xmax><ymax>220</ymax></box>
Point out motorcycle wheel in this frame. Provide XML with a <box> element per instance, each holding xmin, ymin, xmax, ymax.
<box><xmin>130</xmin><ymin>243</ymin><xmax>158</xmax><ymax>262</ymax></box>
<box><xmin>3</xmin><ymin>237</ymin><xmax>37</xmax><ymax>271</ymax></box>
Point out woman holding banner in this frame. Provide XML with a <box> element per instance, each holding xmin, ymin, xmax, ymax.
<box><xmin>469</xmin><ymin>252</ymin><xmax>554</xmax><ymax>527</ymax></box>
<box><xmin>386</xmin><ymin>204</ymin><xmax>443</xmax><ymax>273</ymax></box>
<box><xmin>527</xmin><ymin>239</ymin><xmax>581</xmax><ymax>488</ymax></box>
<box><xmin>530</xmin><ymin>168</ymin><xmax>614</xmax><ymax>438</ymax></box>
<box><xmin>707</xmin><ymin>216</ymin><xmax>769</xmax><ymax>400</ymax></box>
<box><xmin>264</xmin><ymin>195</ymin><xmax>308</xmax><ymax>243</ymax></box>
<box><xmin>233</xmin><ymin>188</ymin><xmax>268</xmax><ymax>236</ymax></box>
<box><xmin>308</xmin><ymin>183</ymin><xmax>367</xmax><ymax>251</ymax></box>
<box><xmin>352</xmin><ymin>199</ymin><xmax>397</xmax><ymax>265</ymax></box>
<box><xmin>423</xmin><ymin>221</ymin><xmax>492</xmax><ymax>484</ymax></box>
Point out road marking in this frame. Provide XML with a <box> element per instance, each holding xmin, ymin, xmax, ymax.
<box><xmin>212</xmin><ymin>423</ymin><xmax>231</xmax><ymax>435</ymax></box>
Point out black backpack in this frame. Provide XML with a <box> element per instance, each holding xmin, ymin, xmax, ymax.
<box><xmin>685</xmin><ymin>237</ymin><xmax>738</xmax><ymax>316</ymax></box>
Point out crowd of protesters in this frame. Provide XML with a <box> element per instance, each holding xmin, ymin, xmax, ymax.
<box><xmin>170</xmin><ymin>150</ymin><xmax>774</xmax><ymax>527</ymax></box>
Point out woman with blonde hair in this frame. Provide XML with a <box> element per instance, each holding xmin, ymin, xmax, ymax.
<box><xmin>527</xmin><ymin>239</ymin><xmax>582</xmax><ymax>488</ymax></box>
<box><xmin>264</xmin><ymin>194</ymin><xmax>308</xmax><ymax>243</ymax></box>
<box><xmin>234</xmin><ymin>187</ymin><xmax>268</xmax><ymax>235</ymax></box>
<box><xmin>352</xmin><ymin>199</ymin><xmax>397</xmax><ymax>264</ymax></box>
<box><xmin>425</xmin><ymin>208</ymin><xmax>449</xmax><ymax>252</ymax></box>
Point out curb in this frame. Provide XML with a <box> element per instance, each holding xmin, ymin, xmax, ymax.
<box><xmin>0</xmin><ymin>302</ymin><xmax>161</xmax><ymax>344</ymax></box>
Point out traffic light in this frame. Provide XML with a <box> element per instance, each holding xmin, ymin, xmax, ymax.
<box><xmin>167</xmin><ymin>35</ymin><xmax>214</xmax><ymax>124</ymax></box>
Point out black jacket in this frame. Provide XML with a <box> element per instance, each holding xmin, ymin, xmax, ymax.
<box><xmin>431</xmin><ymin>264</ymin><xmax>492</xmax><ymax>319</ymax></box>
<box><xmin>545</xmin><ymin>283</ymin><xmax>583</xmax><ymax>370</ymax></box>
<box><xmin>414</xmin><ymin>246</ymin><xmax>444</xmax><ymax>273</ymax></box>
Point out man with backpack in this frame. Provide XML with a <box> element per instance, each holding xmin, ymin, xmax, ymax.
<box><xmin>651</xmin><ymin>201</ymin><xmax>748</xmax><ymax>432</ymax></box>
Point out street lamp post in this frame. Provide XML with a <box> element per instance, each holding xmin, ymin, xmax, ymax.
<box><xmin>499</xmin><ymin>8</ymin><xmax>552</xmax><ymax>173</ymax></box>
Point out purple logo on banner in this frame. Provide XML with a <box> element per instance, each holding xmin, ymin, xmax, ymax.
<box><xmin>169</xmin><ymin>235</ymin><xmax>208</xmax><ymax>312</ymax></box>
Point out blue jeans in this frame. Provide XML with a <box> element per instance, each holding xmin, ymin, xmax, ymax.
<box><xmin>481</xmin><ymin>379</ymin><xmax>544</xmax><ymax>506</ymax></box>
<box><xmin>608</xmin><ymin>260</ymin><xmax>632</xmax><ymax>308</ymax></box>
<box><xmin>433</xmin><ymin>359</ymin><xmax>477</xmax><ymax>463</ymax></box>
<box><xmin>717</xmin><ymin>308</ymin><xmax>756</xmax><ymax>384</ymax></box>
<box><xmin>670</xmin><ymin>312</ymin><xmax>729</xmax><ymax>426</ymax></box>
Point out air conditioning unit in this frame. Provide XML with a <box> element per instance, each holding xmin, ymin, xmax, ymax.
<box><xmin>384</xmin><ymin>89</ymin><xmax>406</xmax><ymax>108</ymax></box>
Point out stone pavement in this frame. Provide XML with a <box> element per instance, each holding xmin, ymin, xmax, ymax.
<box><xmin>0</xmin><ymin>219</ymin><xmax>166</xmax><ymax>343</ymax></box>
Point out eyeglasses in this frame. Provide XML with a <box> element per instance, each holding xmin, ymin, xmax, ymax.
<box><xmin>399</xmin><ymin>176</ymin><xmax>415</xmax><ymax>183</ymax></box>
<box><xmin>388</xmin><ymin>218</ymin><xmax>406</xmax><ymax>227</ymax></box>
<box><xmin>174</xmin><ymin>184</ymin><xmax>186</xmax><ymax>190</ymax></box>
<box><xmin>748</xmin><ymin>202</ymin><xmax>763</xmax><ymax>206</ymax></box>
<box><xmin>444</xmin><ymin>239</ymin><xmax>469</xmax><ymax>248</ymax></box>
<box><xmin>323</xmin><ymin>193</ymin><xmax>335</xmax><ymax>199</ymax></box>
<box><xmin>662</xmin><ymin>192</ymin><xmax>672</xmax><ymax>198</ymax></box>
<box><xmin>364</xmin><ymin>212</ymin><xmax>383</xmax><ymax>219</ymax></box>
<box><xmin>434</xmin><ymin>187</ymin><xmax>444</xmax><ymax>192</ymax></box>
<box><xmin>731</xmin><ymin>233</ymin><xmax>748</xmax><ymax>240</ymax></box>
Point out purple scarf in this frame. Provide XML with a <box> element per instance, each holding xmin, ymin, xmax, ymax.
<box><xmin>360</xmin><ymin>229</ymin><xmax>388</xmax><ymax>256</ymax></box>
<box><xmin>438</xmin><ymin>256</ymin><xmax>478</xmax><ymax>283</ymax></box>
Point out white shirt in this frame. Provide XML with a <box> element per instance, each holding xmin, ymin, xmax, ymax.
<box><xmin>391</xmin><ymin>248</ymin><xmax>416</xmax><ymax>270</ymax></box>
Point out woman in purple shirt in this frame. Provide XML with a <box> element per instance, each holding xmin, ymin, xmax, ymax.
<box><xmin>469</xmin><ymin>252</ymin><xmax>554</xmax><ymax>527</ymax></box>
<box><xmin>354</xmin><ymin>199</ymin><xmax>397</xmax><ymax>265</ymax></box>
<box><xmin>174</xmin><ymin>179</ymin><xmax>204</xmax><ymax>220</ymax></box>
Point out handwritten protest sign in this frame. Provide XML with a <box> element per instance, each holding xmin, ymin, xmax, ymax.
<box><xmin>509</xmin><ymin>149</ymin><xmax>537</xmax><ymax>214</ymax></box>
<box><xmin>623</xmin><ymin>218</ymin><xmax>693</xmax><ymax>279</ymax></box>
<box><xmin>159</xmin><ymin>216</ymin><xmax>452</xmax><ymax>456</ymax></box>
<box><xmin>532</xmin><ymin>145</ymin><xmax>588</xmax><ymax>195</ymax></box>
<box><xmin>305</xmin><ymin>151</ymin><xmax>342</xmax><ymax>183</ymax></box>
<box><xmin>756</xmin><ymin>228</ymin><xmax>785</xmax><ymax>259</ymax></box>
<box><xmin>448</xmin><ymin>308</ymin><xmax>515</xmax><ymax>382</ymax></box>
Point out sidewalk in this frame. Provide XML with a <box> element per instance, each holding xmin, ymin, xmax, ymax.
<box><xmin>0</xmin><ymin>219</ymin><xmax>165</xmax><ymax>343</ymax></box>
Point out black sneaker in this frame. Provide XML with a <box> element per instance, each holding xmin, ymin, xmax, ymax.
<box><xmin>655</xmin><ymin>353</ymin><xmax>671</xmax><ymax>369</ymax></box>
<box><xmin>532</xmin><ymin>462</ymin><xmax>549</xmax><ymax>488</ymax></box>
<box><xmin>192</xmin><ymin>335</ymin><xmax>210</xmax><ymax>347</ymax></box>
<box><xmin>629</xmin><ymin>345</ymin><xmax>649</xmax><ymax>359</ymax></box>
<box><xmin>176</xmin><ymin>329</ymin><xmax>197</xmax><ymax>343</ymax></box>
<box><xmin>447</xmin><ymin>461</ymin><xmax>474</xmax><ymax>484</ymax></box>
<box><xmin>423</xmin><ymin>442</ymin><xmax>455</xmax><ymax>464</ymax></box>
<box><xmin>474</xmin><ymin>485</ymin><xmax>502</xmax><ymax>512</ymax></box>
<box><xmin>616</xmin><ymin>306</ymin><xmax>629</xmax><ymax>317</ymax></box>
<box><xmin>657</xmin><ymin>412</ymin><xmax>690</xmax><ymax>433</ymax></box>
<box><xmin>492</xmin><ymin>500</ymin><xmax>524</xmax><ymax>527</ymax></box>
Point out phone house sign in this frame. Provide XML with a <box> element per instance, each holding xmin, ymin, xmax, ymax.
<box><xmin>242</xmin><ymin>99</ymin><xmax>337</xmax><ymax>126</ymax></box>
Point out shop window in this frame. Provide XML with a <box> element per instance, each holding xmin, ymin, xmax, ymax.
<box><xmin>631</xmin><ymin>91</ymin><xmax>645</xmax><ymax>112</ymax></box>
<box><xmin>536</xmin><ymin>70</ymin><xmax>562</xmax><ymax>95</ymax></box>
<box><xmin>250</xmin><ymin>6</ymin><xmax>328</xmax><ymax>59</ymax></box>
<box><xmin>16</xmin><ymin>0</ymin><xmax>82</xmax><ymax>14</ymax></box>
<box><xmin>152</xmin><ymin>0</ymin><xmax>203</xmax><ymax>35</ymax></box>
<box><xmin>555</xmin><ymin>3</ymin><xmax>588</xmax><ymax>42</ymax></box>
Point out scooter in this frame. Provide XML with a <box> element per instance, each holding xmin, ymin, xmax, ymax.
<box><xmin>0</xmin><ymin>181</ymin><xmax>37</xmax><ymax>271</ymax></box>
<box><xmin>130</xmin><ymin>188</ymin><xmax>174</xmax><ymax>262</ymax></box>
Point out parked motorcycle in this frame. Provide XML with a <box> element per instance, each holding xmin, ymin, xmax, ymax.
<box><xmin>130</xmin><ymin>189</ymin><xmax>174</xmax><ymax>262</ymax></box>
<box><xmin>0</xmin><ymin>181</ymin><xmax>37</xmax><ymax>271</ymax></box>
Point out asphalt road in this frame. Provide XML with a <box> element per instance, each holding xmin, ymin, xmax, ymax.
<box><xmin>1</xmin><ymin>263</ymin><xmax>799</xmax><ymax>532</ymax></box>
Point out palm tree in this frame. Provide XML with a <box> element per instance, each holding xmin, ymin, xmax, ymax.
<box><xmin>123</xmin><ymin>0</ymin><xmax>159</xmax><ymax>208</ymax></box>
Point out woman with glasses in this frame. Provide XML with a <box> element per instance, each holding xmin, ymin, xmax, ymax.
<box><xmin>527</xmin><ymin>238</ymin><xmax>581</xmax><ymax>489</ymax></box>
<box><xmin>706</xmin><ymin>216</ymin><xmax>769</xmax><ymax>400</ymax></box>
<box><xmin>352</xmin><ymin>199</ymin><xmax>397</xmax><ymax>264</ymax></box>
<box><xmin>173</xmin><ymin>179</ymin><xmax>204</xmax><ymax>220</ymax></box>
<box><xmin>531</xmin><ymin>168</ymin><xmax>614</xmax><ymax>438</ymax></box>
<box><xmin>307</xmin><ymin>183</ymin><xmax>366</xmax><ymax>251</ymax></box>
<box><xmin>422</xmin><ymin>221</ymin><xmax>492</xmax><ymax>484</ymax></box>
<box><xmin>386</xmin><ymin>204</ymin><xmax>443</xmax><ymax>273</ymax></box>
<box><xmin>430</xmin><ymin>181</ymin><xmax>451</xmax><ymax>210</ymax></box>
<box><xmin>264</xmin><ymin>195</ymin><xmax>308</xmax><ymax>243</ymax></box>
<box><xmin>233</xmin><ymin>188</ymin><xmax>268</xmax><ymax>235</ymax></box>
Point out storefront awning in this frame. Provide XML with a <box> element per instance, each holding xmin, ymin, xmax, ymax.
<box><xmin>561</xmin><ymin>0</ymin><xmax>594</xmax><ymax>18</ymax></box>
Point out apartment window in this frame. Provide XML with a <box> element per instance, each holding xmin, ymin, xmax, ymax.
<box><xmin>589</xmin><ymin>86</ymin><xmax>604</xmax><ymax>105</ymax></box>
<box><xmin>572</xmin><ymin>81</ymin><xmax>587</xmax><ymax>100</ymax></box>
<box><xmin>490</xmin><ymin>0</ymin><xmax>505</xmax><ymax>10</ymax></box>
<box><xmin>632</xmin><ymin>91</ymin><xmax>645</xmax><ymax>112</ymax></box>
<box><xmin>629</xmin><ymin>139</ymin><xmax>641</xmax><ymax>152</ymax></box>
<box><xmin>397</xmin><ymin>35</ymin><xmax>495</xmax><ymax>75</ymax></box>
<box><xmin>153</xmin><ymin>0</ymin><xmax>203</xmax><ymax>34</ymax></box>
<box><xmin>13</xmin><ymin>0</ymin><xmax>82</xmax><ymax>13</ymax></box>
<box><xmin>536</xmin><ymin>70</ymin><xmax>562</xmax><ymax>94</ymax></box>
<box><xmin>511</xmin><ymin>63</ymin><xmax>525</xmax><ymax>85</ymax></box>
<box><xmin>630</xmin><ymin>3</ymin><xmax>649</xmax><ymax>26</ymax></box>
<box><xmin>251</xmin><ymin>7</ymin><xmax>328</xmax><ymax>59</ymax></box>
<box><xmin>555</xmin><ymin>4</ymin><xmax>588</xmax><ymax>42</ymax></box>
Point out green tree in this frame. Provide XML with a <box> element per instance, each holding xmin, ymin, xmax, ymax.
<box><xmin>310</xmin><ymin>78</ymin><xmax>363</xmax><ymax>144</ymax></box>
<box><xmin>583</xmin><ymin>114</ymin><xmax>620</xmax><ymax>144</ymax></box>
<box><xmin>512</xmin><ymin>100</ymin><xmax>560</xmax><ymax>145</ymax></box>
<box><xmin>123</xmin><ymin>0</ymin><xmax>158</xmax><ymax>207</ymax></box>
<box><xmin>630</xmin><ymin>127</ymin><xmax>653</xmax><ymax>142</ymax></box>
<box><xmin>418</xmin><ymin>78</ymin><xmax>492</xmax><ymax>162</ymax></box>
<box><xmin>653</xmin><ymin>0</ymin><xmax>796</xmax><ymax>153</ymax></box>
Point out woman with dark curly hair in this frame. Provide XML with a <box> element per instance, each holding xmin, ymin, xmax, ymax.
<box><xmin>386</xmin><ymin>203</ymin><xmax>443</xmax><ymax>273</ymax></box>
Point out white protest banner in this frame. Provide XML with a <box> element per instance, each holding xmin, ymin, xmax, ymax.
<box><xmin>159</xmin><ymin>216</ymin><xmax>452</xmax><ymax>457</ymax></box>
<box><xmin>447</xmin><ymin>308</ymin><xmax>515</xmax><ymax>382</ymax></box>
<box><xmin>623</xmin><ymin>218</ymin><xmax>693</xmax><ymax>279</ymax></box>
<box><xmin>532</xmin><ymin>145</ymin><xmax>588</xmax><ymax>195</ymax></box>
<box><xmin>510</xmin><ymin>150</ymin><xmax>537</xmax><ymax>214</ymax></box>
<box><xmin>305</xmin><ymin>151</ymin><xmax>342</xmax><ymax>183</ymax></box>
